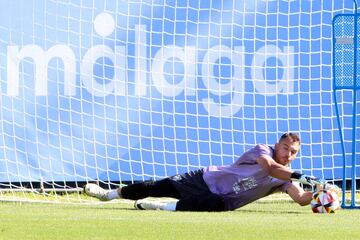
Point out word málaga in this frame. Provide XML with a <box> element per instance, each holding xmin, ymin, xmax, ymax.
<box><xmin>4</xmin><ymin>25</ymin><xmax>294</xmax><ymax>117</ymax></box>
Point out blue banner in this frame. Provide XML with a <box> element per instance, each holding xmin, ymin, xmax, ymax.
<box><xmin>0</xmin><ymin>0</ymin><xmax>357</xmax><ymax>182</ymax></box>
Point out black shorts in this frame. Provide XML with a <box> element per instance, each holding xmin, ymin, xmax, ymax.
<box><xmin>121</xmin><ymin>169</ymin><xmax>226</xmax><ymax>211</ymax></box>
<box><xmin>168</xmin><ymin>169</ymin><xmax>212</xmax><ymax>198</ymax></box>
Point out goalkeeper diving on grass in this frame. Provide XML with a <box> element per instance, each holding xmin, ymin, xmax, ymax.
<box><xmin>84</xmin><ymin>132</ymin><xmax>321</xmax><ymax>211</ymax></box>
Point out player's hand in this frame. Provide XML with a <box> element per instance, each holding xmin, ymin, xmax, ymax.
<box><xmin>298</xmin><ymin>174</ymin><xmax>320</xmax><ymax>185</ymax></box>
<box><xmin>290</xmin><ymin>172</ymin><xmax>321</xmax><ymax>185</ymax></box>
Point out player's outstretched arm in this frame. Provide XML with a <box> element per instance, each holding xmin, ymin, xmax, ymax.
<box><xmin>256</xmin><ymin>155</ymin><xmax>294</xmax><ymax>180</ymax></box>
<box><xmin>290</xmin><ymin>172</ymin><xmax>322</xmax><ymax>186</ymax></box>
<box><xmin>286</xmin><ymin>183</ymin><xmax>312</xmax><ymax>206</ymax></box>
<box><xmin>257</xmin><ymin>155</ymin><xmax>321</xmax><ymax>186</ymax></box>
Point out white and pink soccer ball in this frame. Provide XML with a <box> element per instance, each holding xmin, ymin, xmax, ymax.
<box><xmin>311</xmin><ymin>188</ymin><xmax>340</xmax><ymax>213</ymax></box>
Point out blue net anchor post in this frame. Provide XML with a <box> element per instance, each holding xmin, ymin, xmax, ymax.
<box><xmin>333</xmin><ymin>0</ymin><xmax>360</xmax><ymax>209</ymax></box>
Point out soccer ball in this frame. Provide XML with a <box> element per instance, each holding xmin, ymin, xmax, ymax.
<box><xmin>311</xmin><ymin>189</ymin><xmax>340</xmax><ymax>213</ymax></box>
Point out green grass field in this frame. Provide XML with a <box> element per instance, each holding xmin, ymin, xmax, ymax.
<box><xmin>1</xmin><ymin>199</ymin><xmax>360</xmax><ymax>240</ymax></box>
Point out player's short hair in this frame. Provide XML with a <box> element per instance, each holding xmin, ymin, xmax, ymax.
<box><xmin>279</xmin><ymin>132</ymin><xmax>300</xmax><ymax>145</ymax></box>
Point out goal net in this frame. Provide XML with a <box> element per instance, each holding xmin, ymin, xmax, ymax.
<box><xmin>0</xmin><ymin>0</ymin><xmax>358</xmax><ymax>203</ymax></box>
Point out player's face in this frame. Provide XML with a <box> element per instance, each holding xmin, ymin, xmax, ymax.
<box><xmin>274</xmin><ymin>137</ymin><xmax>300</xmax><ymax>166</ymax></box>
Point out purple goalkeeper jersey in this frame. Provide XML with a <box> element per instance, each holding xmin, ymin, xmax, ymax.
<box><xmin>202</xmin><ymin>144</ymin><xmax>292</xmax><ymax>210</ymax></box>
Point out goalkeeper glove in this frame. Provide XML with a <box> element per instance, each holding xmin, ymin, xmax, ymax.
<box><xmin>290</xmin><ymin>172</ymin><xmax>321</xmax><ymax>185</ymax></box>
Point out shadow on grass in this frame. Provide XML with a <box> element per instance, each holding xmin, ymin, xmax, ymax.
<box><xmin>238</xmin><ymin>209</ymin><xmax>307</xmax><ymax>214</ymax></box>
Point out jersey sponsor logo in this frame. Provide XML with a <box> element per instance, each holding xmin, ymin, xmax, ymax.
<box><xmin>232</xmin><ymin>177</ymin><xmax>258</xmax><ymax>194</ymax></box>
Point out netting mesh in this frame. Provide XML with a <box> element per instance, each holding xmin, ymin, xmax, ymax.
<box><xmin>0</xmin><ymin>0</ymin><xmax>358</xmax><ymax>202</ymax></box>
